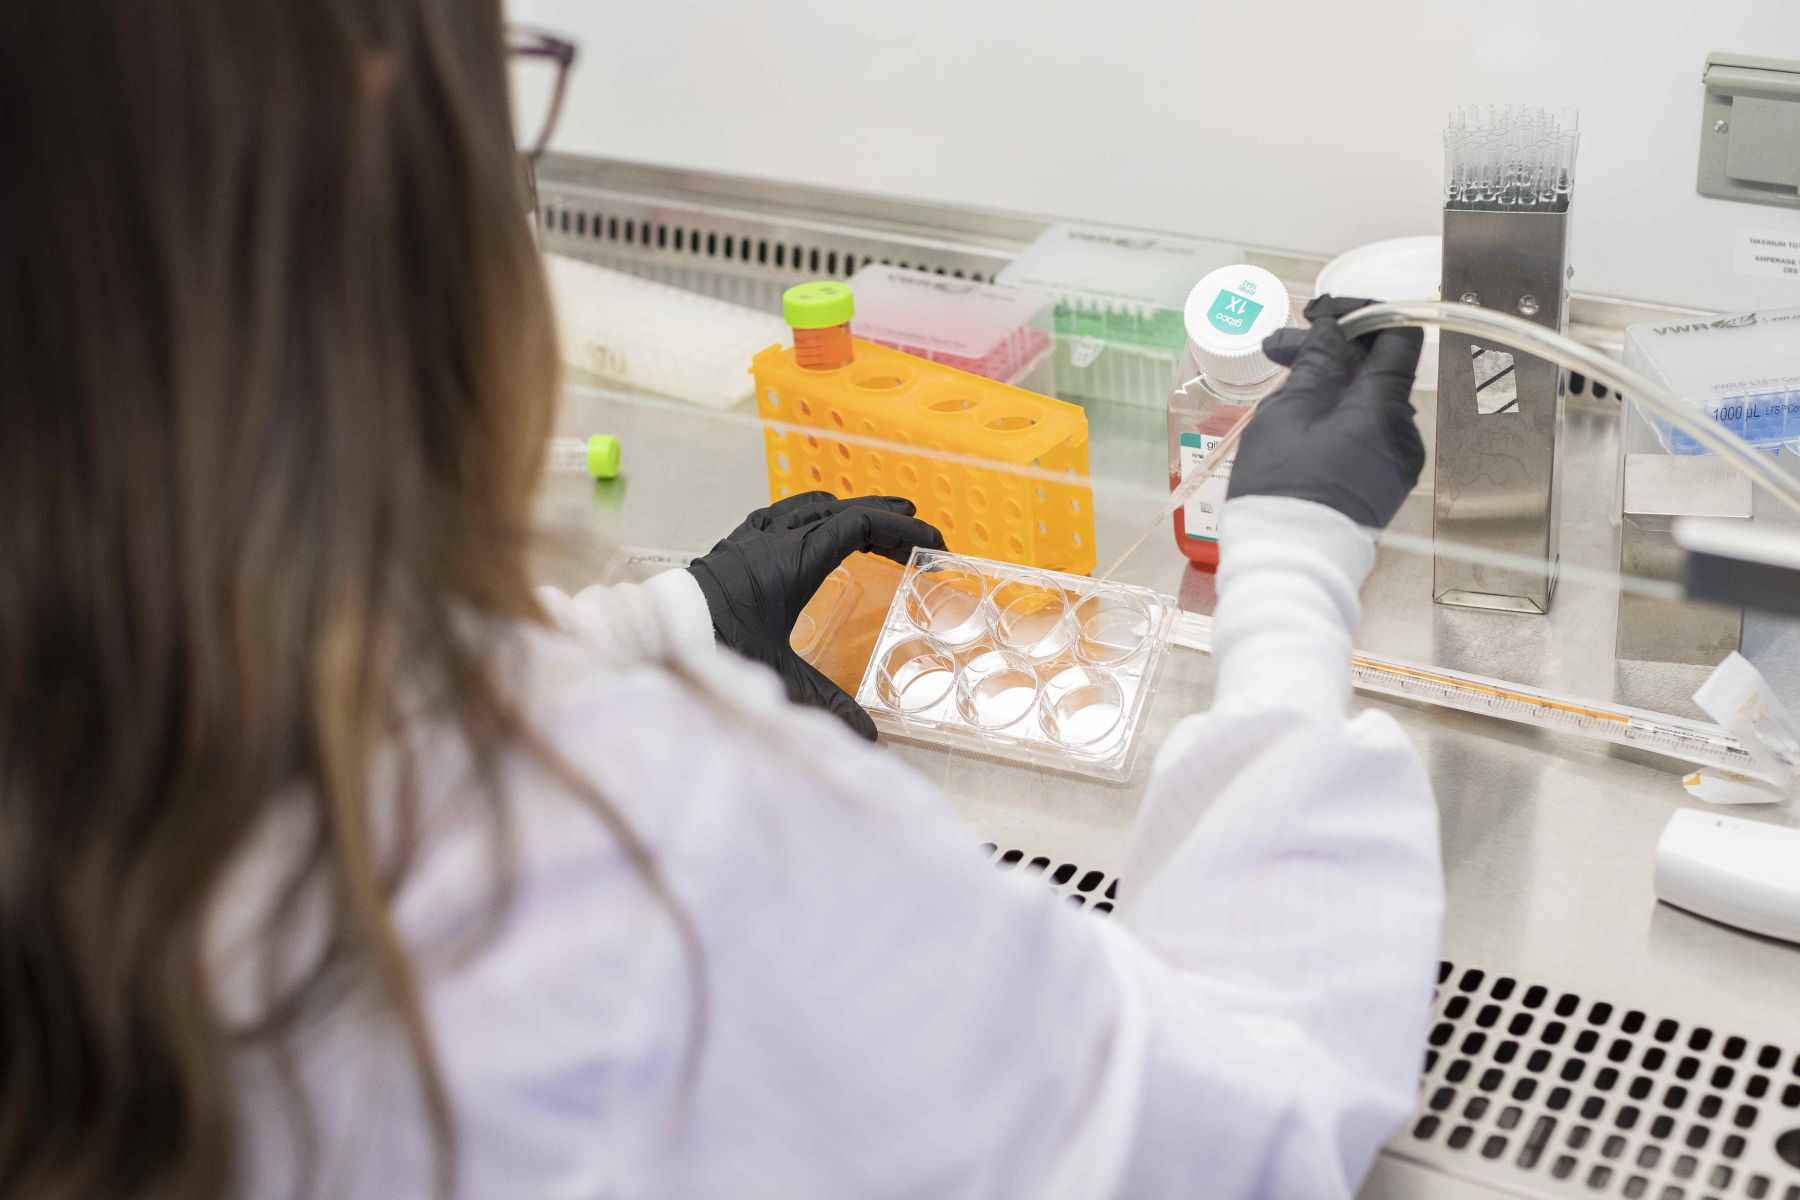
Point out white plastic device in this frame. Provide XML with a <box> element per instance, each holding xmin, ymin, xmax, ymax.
<box><xmin>1654</xmin><ymin>808</ymin><xmax>1800</xmax><ymax>944</ymax></box>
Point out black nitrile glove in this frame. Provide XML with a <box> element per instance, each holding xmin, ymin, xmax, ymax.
<box><xmin>1226</xmin><ymin>295</ymin><xmax>1426</xmax><ymax>531</ymax></box>
<box><xmin>689</xmin><ymin>492</ymin><xmax>947</xmax><ymax>740</ymax></box>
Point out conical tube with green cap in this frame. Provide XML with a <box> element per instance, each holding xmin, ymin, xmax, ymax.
<box><xmin>784</xmin><ymin>281</ymin><xmax>856</xmax><ymax>370</ymax></box>
<box><xmin>545</xmin><ymin>434</ymin><xmax>622</xmax><ymax>480</ymax></box>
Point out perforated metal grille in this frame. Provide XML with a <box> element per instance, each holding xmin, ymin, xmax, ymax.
<box><xmin>1568</xmin><ymin>371</ymin><xmax>1620</xmax><ymax>402</ymax></box>
<box><xmin>989</xmin><ymin>853</ymin><xmax>1800</xmax><ymax>1197</ymax></box>
<box><xmin>981</xmin><ymin>844</ymin><xmax>1118</xmax><ymax>915</ymax></box>
<box><xmin>1403</xmin><ymin>960</ymin><xmax>1800</xmax><ymax>1199</ymax></box>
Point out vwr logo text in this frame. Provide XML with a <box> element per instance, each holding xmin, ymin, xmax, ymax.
<box><xmin>1651</xmin><ymin>312</ymin><xmax>1759</xmax><ymax>336</ymax></box>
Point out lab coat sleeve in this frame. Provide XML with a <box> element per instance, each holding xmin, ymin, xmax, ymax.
<box><xmin>534</xmin><ymin>568</ymin><xmax>715</xmax><ymax>665</ymax></box>
<box><xmin>1084</xmin><ymin>493</ymin><xmax>1443</xmax><ymax>1198</ymax></box>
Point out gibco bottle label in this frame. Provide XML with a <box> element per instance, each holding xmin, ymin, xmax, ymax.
<box><xmin>1179</xmin><ymin>432</ymin><xmax>1233</xmax><ymax>541</ymax></box>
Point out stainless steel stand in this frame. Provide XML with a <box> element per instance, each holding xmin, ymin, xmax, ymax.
<box><xmin>1433</xmin><ymin>207</ymin><xmax>1572</xmax><ymax>614</ymax></box>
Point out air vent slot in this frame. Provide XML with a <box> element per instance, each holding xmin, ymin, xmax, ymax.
<box><xmin>531</xmin><ymin>164</ymin><xmax>1018</xmax><ymax>312</ymax></box>
<box><xmin>540</xmin><ymin>197</ymin><xmax>996</xmax><ymax>288</ymax></box>
<box><xmin>981</xmin><ymin>843</ymin><xmax>1117</xmax><ymax>915</ymax></box>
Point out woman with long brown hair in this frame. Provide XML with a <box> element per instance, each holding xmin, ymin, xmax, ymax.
<box><xmin>0</xmin><ymin>1</ymin><xmax>1443</xmax><ymax>1196</ymax></box>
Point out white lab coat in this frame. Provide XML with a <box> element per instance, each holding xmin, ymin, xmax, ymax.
<box><xmin>217</xmin><ymin>494</ymin><xmax>1442</xmax><ymax>1199</ymax></box>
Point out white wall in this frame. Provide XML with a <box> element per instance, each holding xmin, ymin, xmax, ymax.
<box><xmin>510</xmin><ymin>0</ymin><xmax>1800</xmax><ymax>313</ymax></box>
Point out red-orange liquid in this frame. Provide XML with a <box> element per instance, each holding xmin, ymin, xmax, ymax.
<box><xmin>794</xmin><ymin>323</ymin><xmax>854</xmax><ymax>370</ymax></box>
<box><xmin>1169</xmin><ymin>405</ymin><xmax>1250</xmax><ymax>572</ymax></box>
<box><xmin>1170</xmin><ymin>468</ymin><xmax>1220</xmax><ymax>569</ymax></box>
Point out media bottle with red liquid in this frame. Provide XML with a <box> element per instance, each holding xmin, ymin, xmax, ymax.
<box><xmin>1167</xmin><ymin>265</ymin><xmax>1293</xmax><ymax>570</ymax></box>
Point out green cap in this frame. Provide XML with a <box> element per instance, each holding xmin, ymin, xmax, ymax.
<box><xmin>782</xmin><ymin>281</ymin><xmax>855</xmax><ymax>330</ymax></box>
<box><xmin>585</xmin><ymin>434</ymin><xmax>621</xmax><ymax>480</ymax></box>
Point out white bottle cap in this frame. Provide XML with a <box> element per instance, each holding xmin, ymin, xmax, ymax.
<box><xmin>1183</xmin><ymin>264</ymin><xmax>1292</xmax><ymax>388</ymax></box>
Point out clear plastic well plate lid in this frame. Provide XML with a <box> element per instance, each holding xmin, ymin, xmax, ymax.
<box><xmin>855</xmin><ymin>548</ymin><xmax>1175</xmax><ymax>782</ymax></box>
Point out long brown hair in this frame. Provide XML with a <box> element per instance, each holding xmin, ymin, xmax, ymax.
<box><xmin>0</xmin><ymin>2</ymin><xmax>685</xmax><ymax>1195</ymax></box>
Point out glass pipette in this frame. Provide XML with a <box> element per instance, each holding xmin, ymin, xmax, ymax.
<box><xmin>1173</xmin><ymin>611</ymin><xmax>1793</xmax><ymax>786</ymax></box>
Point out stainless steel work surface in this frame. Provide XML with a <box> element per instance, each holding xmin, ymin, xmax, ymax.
<box><xmin>532</xmin><ymin>157</ymin><xmax>1800</xmax><ymax>1199</ymax></box>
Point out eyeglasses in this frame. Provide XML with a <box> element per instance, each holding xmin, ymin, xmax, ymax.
<box><xmin>507</xmin><ymin>25</ymin><xmax>577</xmax><ymax>161</ymax></box>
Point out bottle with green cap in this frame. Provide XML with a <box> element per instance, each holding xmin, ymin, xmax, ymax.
<box><xmin>784</xmin><ymin>281</ymin><xmax>856</xmax><ymax>371</ymax></box>
<box><xmin>545</xmin><ymin>434</ymin><xmax>622</xmax><ymax>480</ymax></box>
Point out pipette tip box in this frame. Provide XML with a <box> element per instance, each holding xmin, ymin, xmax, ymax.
<box><xmin>1622</xmin><ymin>307</ymin><xmax>1800</xmax><ymax>456</ymax></box>
<box><xmin>996</xmin><ymin>225</ymin><xmax>1243</xmax><ymax>409</ymax></box>
<box><xmin>848</xmin><ymin>264</ymin><xmax>1055</xmax><ymax>392</ymax></box>
<box><xmin>1613</xmin><ymin>308</ymin><xmax>1800</xmax><ymax>665</ymax></box>
<box><xmin>853</xmin><ymin>549</ymin><xmax>1175</xmax><ymax>781</ymax></box>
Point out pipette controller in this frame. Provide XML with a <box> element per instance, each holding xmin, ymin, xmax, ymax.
<box><xmin>1656</xmin><ymin>810</ymin><xmax>1800</xmax><ymax>945</ymax></box>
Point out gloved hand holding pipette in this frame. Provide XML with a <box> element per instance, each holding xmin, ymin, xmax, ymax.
<box><xmin>687</xmin><ymin>492</ymin><xmax>947</xmax><ymax>740</ymax></box>
<box><xmin>1227</xmin><ymin>295</ymin><xmax>1426</xmax><ymax>530</ymax></box>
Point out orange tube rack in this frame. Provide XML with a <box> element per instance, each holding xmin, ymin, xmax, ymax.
<box><xmin>752</xmin><ymin>338</ymin><xmax>1096</xmax><ymax>574</ymax></box>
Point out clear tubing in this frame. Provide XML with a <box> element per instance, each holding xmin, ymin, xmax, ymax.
<box><xmin>1337</xmin><ymin>301</ymin><xmax>1800</xmax><ymax>523</ymax></box>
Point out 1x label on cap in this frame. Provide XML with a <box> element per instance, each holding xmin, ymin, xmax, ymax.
<box><xmin>1184</xmin><ymin>264</ymin><xmax>1290</xmax><ymax>387</ymax></box>
<box><xmin>1206</xmin><ymin>288</ymin><xmax>1264</xmax><ymax>335</ymax></box>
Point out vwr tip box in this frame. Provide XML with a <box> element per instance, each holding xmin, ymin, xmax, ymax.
<box><xmin>854</xmin><ymin>549</ymin><xmax>1175</xmax><ymax>781</ymax></box>
<box><xmin>996</xmin><ymin>224</ymin><xmax>1243</xmax><ymax>409</ymax></box>
<box><xmin>752</xmin><ymin>339</ymin><xmax>1096</xmax><ymax>574</ymax></box>
<box><xmin>1613</xmin><ymin>308</ymin><xmax>1800</xmax><ymax>665</ymax></box>
<box><xmin>848</xmin><ymin>264</ymin><xmax>1055</xmax><ymax>392</ymax></box>
<box><xmin>1622</xmin><ymin>307</ymin><xmax>1800</xmax><ymax>455</ymax></box>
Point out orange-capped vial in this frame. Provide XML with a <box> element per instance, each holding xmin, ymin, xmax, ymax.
<box><xmin>784</xmin><ymin>281</ymin><xmax>856</xmax><ymax>370</ymax></box>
